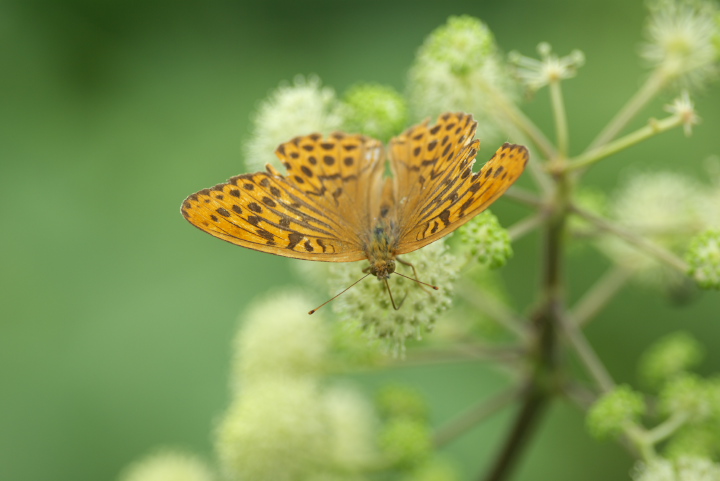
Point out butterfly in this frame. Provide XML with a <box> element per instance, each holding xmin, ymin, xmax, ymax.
<box><xmin>181</xmin><ymin>112</ymin><xmax>528</xmax><ymax>310</ymax></box>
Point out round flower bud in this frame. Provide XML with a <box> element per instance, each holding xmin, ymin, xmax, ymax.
<box><xmin>379</xmin><ymin>418</ymin><xmax>432</xmax><ymax>468</ymax></box>
<box><xmin>244</xmin><ymin>75</ymin><xmax>342</xmax><ymax>171</ymax></box>
<box><xmin>587</xmin><ymin>385</ymin><xmax>646</xmax><ymax>439</ymax></box>
<box><xmin>686</xmin><ymin>230</ymin><xmax>720</xmax><ymax>289</ymax></box>
<box><xmin>119</xmin><ymin>450</ymin><xmax>214</xmax><ymax>481</ymax></box>
<box><xmin>231</xmin><ymin>291</ymin><xmax>328</xmax><ymax>390</ymax></box>
<box><xmin>458</xmin><ymin>211</ymin><xmax>512</xmax><ymax>269</ymax></box>
<box><xmin>216</xmin><ymin>378</ymin><xmax>328</xmax><ymax>481</ymax></box>
<box><xmin>341</xmin><ymin>83</ymin><xmax>408</xmax><ymax>142</ymax></box>
<box><xmin>638</xmin><ymin>331</ymin><xmax>704</xmax><ymax>388</ymax></box>
<box><xmin>376</xmin><ymin>385</ymin><xmax>429</xmax><ymax>421</ymax></box>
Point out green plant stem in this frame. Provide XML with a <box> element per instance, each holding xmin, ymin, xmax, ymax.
<box><xmin>570</xmin><ymin>204</ymin><xmax>690</xmax><ymax>272</ymax></box>
<box><xmin>625</xmin><ymin>424</ymin><xmax>657</xmax><ymax>462</ymax></box>
<box><xmin>571</xmin><ymin>266</ymin><xmax>633</xmax><ymax>327</ymax></box>
<box><xmin>481</xmin><ymin>380</ymin><xmax>549</xmax><ymax>481</ymax></box>
<box><xmin>482</xmin><ymin>82</ymin><xmax>555</xmax><ymax>195</ymax></box>
<box><xmin>481</xmin><ymin>162</ymin><xmax>570</xmax><ymax>481</ymax></box>
<box><xmin>508</xmin><ymin>213</ymin><xmax>546</xmax><ymax>241</ymax></box>
<box><xmin>488</xmin><ymin>83</ymin><xmax>558</xmax><ymax>161</ymax></box>
<box><xmin>566</xmin><ymin>114</ymin><xmax>683</xmax><ymax>172</ymax></box>
<box><xmin>558</xmin><ymin>311</ymin><xmax>615</xmax><ymax>392</ymax></box>
<box><xmin>457</xmin><ymin>283</ymin><xmax>529</xmax><ymax>341</ymax></box>
<box><xmin>503</xmin><ymin>186</ymin><xmax>545</xmax><ymax>208</ymax></box>
<box><xmin>587</xmin><ymin>69</ymin><xmax>667</xmax><ymax>150</ymax></box>
<box><xmin>549</xmin><ymin>80</ymin><xmax>569</xmax><ymax>157</ymax></box>
<box><xmin>646</xmin><ymin>411</ymin><xmax>690</xmax><ymax>445</ymax></box>
<box><xmin>435</xmin><ymin>387</ymin><xmax>520</xmax><ymax>448</ymax></box>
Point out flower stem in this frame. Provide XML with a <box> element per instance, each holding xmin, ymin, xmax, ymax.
<box><xmin>435</xmin><ymin>387</ymin><xmax>520</xmax><ymax>448</ymax></box>
<box><xmin>507</xmin><ymin>213</ymin><xmax>546</xmax><ymax>241</ymax></box>
<box><xmin>482</xmin><ymin>155</ymin><xmax>570</xmax><ymax>481</ymax></box>
<box><xmin>645</xmin><ymin>411</ymin><xmax>690</xmax><ymax>445</ymax></box>
<box><xmin>549</xmin><ymin>80</ymin><xmax>569</xmax><ymax>157</ymax></box>
<box><xmin>587</xmin><ymin>69</ymin><xmax>667</xmax><ymax>150</ymax></box>
<box><xmin>569</xmin><ymin>204</ymin><xmax>690</xmax><ymax>272</ymax></box>
<box><xmin>480</xmin><ymin>380</ymin><xmax>549</xmax><ymax>481</ymax></box>
<box><xmin>488</xmin><ymin>84</ymin><xmax>558</xmax><ymax>161</ymax></box>
<box><xmin>566</xmin><ymin>114</ymin><xmax>684</xmax><ymax>172</ymax></box>
<box><xmin>571</xmin><ymin>266</ymin><xmax>633</xmax><ymax>327</ymax></box>
<box><xmin>558</xmin><ymin>311</ymin><xmax>615</xmax><ymax>392</ymax></box>
<box><xmin>457</xmin><ymin>282</ymin><xmax>529</xmax><ymax>341</ymax></box>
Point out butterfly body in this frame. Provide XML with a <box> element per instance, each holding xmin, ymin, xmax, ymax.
<box><xmin>182</xmin><ymin>112</ymin><xmax>529</xmax><ymax>283</ymax></box>
<box><xmin>363</xmin><ymin>223</ymin><xmax>399</xmax><ymax>279</ymax></box>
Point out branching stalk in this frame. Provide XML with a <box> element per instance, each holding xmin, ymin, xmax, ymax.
<box><xmin>571</xmin><ymin>266</ymin><xmax>633</xmax><ymax>327</ymax></box>
<box><xmin>567</xmin><ymin>114</ymin><xmax>684</xmax><ymax>172</ymax></box>
<box><xmin>549</xmin><ymin>79</ymin><xmax>569</xmax><ymax>157</ymax></box>
<box><xmin>435</xmin><ymin>387</ymin><xmax>520</xmax><ymax>447</ymax></box>
<box><xmin>570</xmin><ymin>204</ymin><xmax>689</xmax><ymax>272</ymax></box>
<box><xmin>587</xmin><ymin>69</ymin><xmax>667</xmax><ymax>150</ymax></box>
<box><xmin>558</xmin><ymin>311</ymin><xmax>615</xmax><ymax>392</ymax></box>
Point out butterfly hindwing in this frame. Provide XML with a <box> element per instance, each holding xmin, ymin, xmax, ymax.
<box><xmin>181</xmin><ymin>131</ymin><xmax>385</xmax><ymax>262</ymax></box>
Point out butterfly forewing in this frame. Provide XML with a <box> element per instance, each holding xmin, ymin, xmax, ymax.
<box><xmin>389</xmin><ymin>113</ymin><xmax>479</xmax><ymax>231</ymax></box>
<box><xmin>181</xmin><ymin>131</ymin><xmax>385</xmax><ymax>262</ymax></box>
<box><xmin>395</xmin><ymin>141</ymin><xmax>529</xmax><ymax>255</ymax></box>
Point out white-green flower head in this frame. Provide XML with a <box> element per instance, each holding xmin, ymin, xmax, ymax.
<box><xmin>457</xmin><ymin>211</ymin><xmax>512</xmax><ymax>269</ymax></box>
<box><xmin>216</xmin><ymin>378</ymin><xmax>329</xmax><ymax>481</ymax></box>
<box><xmin>119</xmin><ymin>450</ymin><xmax>215</xmax><ymax>481</ymax></box>
<box><xmin>341</xmin><ymin>83</ymin><xmax>408</xmax><ymax>142</ymax></box>
<box><xmin>322</xmin><ymin>385</ymin><xmax>378</xmax><ymax>470</ymax></box>
<box><xmin>638</xmin><ymin>331</ymin><xmax>704</xmax><ymax>388</ymax></box>
<box><xmin>407</xmin><ymin>16</ymin><xmax>516</xmax><ymax>141</ymax></box>
<box><xmin>686</xmin><ymin>229</ymin><xmax>720</xmax><ymax>289</ymax></box>
<box><xmin>586</xmin><ymin>385</ymin><xmax>646</xmax><ymax>439</ymax></box>
<box><xmin>327</xmin><ymin>239</ymin><xmax>458</xmax><ymax>353</ymax></box>
<box><xmin>598</xmin><ymin>170</ymin><xmax>708</xmax><ymax>287</ymax></box>
<box><xmin>633</xmin><ymin>456</ymin><xmax>720</xmax><ymax>481</ymax></box>
<box><xmin>231</xmin><ymin>290</ymin><xmax>328</xmax><ymax>390</ymax></box>
<box><xmin>509</xmin><ymin>42</ymin><xmax>585</xmax><ymax>91</ymax></box>
<box><xmin>244</xmin><ymin>75</ymin><xmax>343</xmax><ymax>171</ymax></box>
<box><xmin>642</xmin><ymin>0</ymin><xmax>720</xmax><ymax>88</ymax></box>
<box><xmin>660</xmin><ymin>374</ymin><xmax>718</xmax><ymax>422</ymax></box>
<box><xmin>665</xmin><ymin>91</ymin><xmax>700</xmax><ymax>136</ymax></box>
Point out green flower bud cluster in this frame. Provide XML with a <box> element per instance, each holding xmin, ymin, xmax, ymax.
<box><xmin>686</xmin><ymin>230</ymin><xmax>720</xmax><ymax>289</ymax></box>
<box><xmin>638</xmin><ymin>331</ymin><xmax>704</xmax><ymax>388</ymax></box>
<box><xmin>458</xmin><ymin>211</ymin><xmax>513</xmax><ymax>269</ymax></box>
<box><xmin>377</xmin><ymin>386</ymin><xmax>431</xmax><ymax>468</ymax></box>
<box><xmin>587</xmin><ymin>385</ymin><xmax>646</xmax><ymax>439</ymax></box>
<box><xmin>341</xmin><ymin>83</ymin><xmax>408</xmax><ymax>142</ymax></box>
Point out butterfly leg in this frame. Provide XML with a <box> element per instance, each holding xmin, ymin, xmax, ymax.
<box><xmin>396</xmin><ymin>257</ymin><xmax>433</xmax><ymax>294</ymax></box>
<box><xmin>384</xmin><ymin>278</ymin><xmax>407</xmax><ymax>310</ymax></box>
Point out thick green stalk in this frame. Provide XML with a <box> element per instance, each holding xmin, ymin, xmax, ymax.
<box><xmin>482</xmin><ymin>169</ymin><xmax>570</xmax><ymax>481</ymax></box>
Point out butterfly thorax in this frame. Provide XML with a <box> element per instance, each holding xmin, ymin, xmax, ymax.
<box><xmin>364</xmin><ymin>225</ymin><xmax>399</xmax><ymax>280</ymax></box>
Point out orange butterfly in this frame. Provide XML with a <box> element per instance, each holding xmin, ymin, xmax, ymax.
<box><xmin>182</xmin><ymin>112</ymin><xmax>528</xmax><ymax>310</ymax></box>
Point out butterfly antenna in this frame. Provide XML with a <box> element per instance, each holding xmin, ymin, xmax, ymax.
<box><xmin>308</xmin><ymin>273</ymin><xmax>371</xmax><ymax>315</ymax></box>
<box><xmin>383</xmin><ymin>277</ymin><xmax>403</xmax><ymax>310</ymax></box>
<box><xmin>393</xmin><ymin>271</ymin><xmax>440</xmax><ymax>290</ymax></box>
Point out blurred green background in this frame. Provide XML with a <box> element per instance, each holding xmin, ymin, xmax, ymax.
<box><xmin>2</xmin><ymin>1</ymin><xmax>719</xmax><ymax>480</ymax></box>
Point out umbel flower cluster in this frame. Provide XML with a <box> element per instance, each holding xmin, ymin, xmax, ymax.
<box><xmin>124</xmin><ymin>1</ymin><xmax>720</xmax><ymax>480</ymax></box>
